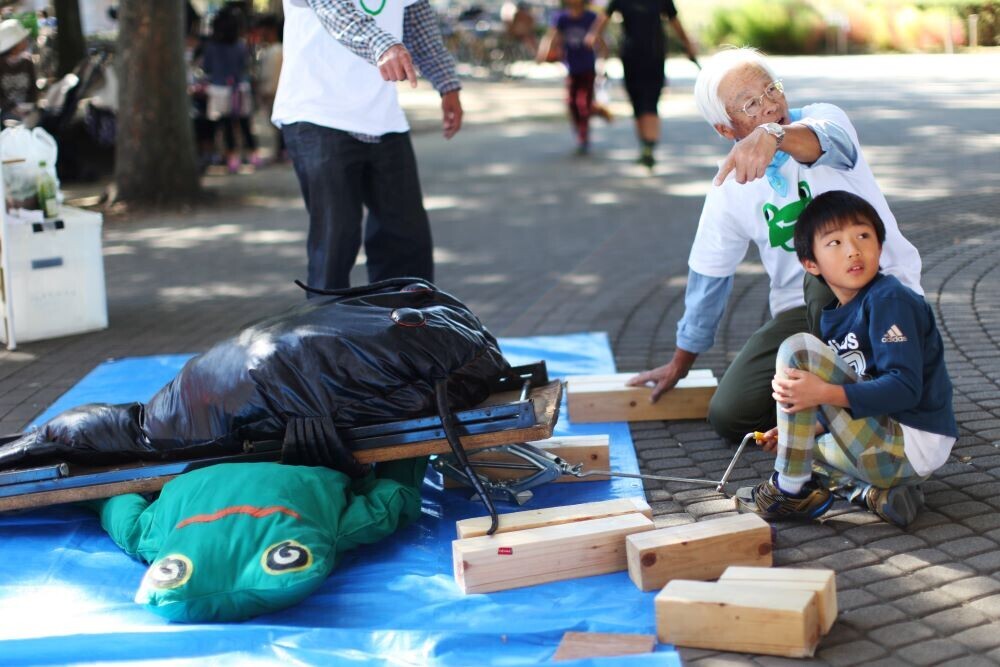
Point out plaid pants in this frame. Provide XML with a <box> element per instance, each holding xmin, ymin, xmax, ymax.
<box><xmin>775</xmin><ymin>333</ymin><xmax>921</xmax><ymax>489</ymax></box>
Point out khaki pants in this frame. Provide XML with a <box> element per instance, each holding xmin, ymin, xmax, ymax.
<box><xmin>707</xmin><ymin>274</ymin><xmax>835</xmax><ymax>443</ymax></box>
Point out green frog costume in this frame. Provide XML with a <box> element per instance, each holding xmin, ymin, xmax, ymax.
<box><xmin>87</xmin><ymin>459</ymin><xmax>426</xmax><ymax>622</ymax></box>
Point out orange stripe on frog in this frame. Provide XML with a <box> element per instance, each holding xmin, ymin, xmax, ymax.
<box><xmin>176</xmin><ymin>505</ymin><xmax>300</xmax><ymax>529</ymax></box>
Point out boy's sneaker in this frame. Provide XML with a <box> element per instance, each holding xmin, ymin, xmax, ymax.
<box><xmin>637</xmin><ymin>151</ymin><xmax>655</xmax><ymax>169</ymax></box>
<box><xmin>735</xmin><ymin>472</ymin><xmax>833</xmax><ymax>521</ymax></box>
<box><xmin>859</xmin><ymin>484</ymin><xmax>924</xmax><ymax>527</ymax></box>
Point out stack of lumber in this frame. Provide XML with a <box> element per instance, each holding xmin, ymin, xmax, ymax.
<box><xmin>566</xmin><ymin>370</ymin><xmax>717</xmax><ymax>423</ymax></box>
<box><xmin>655</xmin><ymin>565</ymin><xmax>837</xmax><ymax>658</ymax></box>
<box><xmin>452</xmin><ymin>497</ymin><xmax>654</xmax><ymax>594</ymax></box>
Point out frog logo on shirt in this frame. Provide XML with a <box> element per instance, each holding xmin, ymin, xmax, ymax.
<box><xmin>762</xmin><ymin>181</ymin><xmax>812</xmax><ymax>252</ymax></box>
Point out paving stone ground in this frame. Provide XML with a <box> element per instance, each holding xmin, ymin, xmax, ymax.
<box><xmin>1</xmin><ymin>53</ymin><xmax>998</xmax><ymax>664</ymax></box>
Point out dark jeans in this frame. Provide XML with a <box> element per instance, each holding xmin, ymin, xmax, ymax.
<box><xmin>707</xmin><ymin>273</ymin><xmax>836</xmax><ymax>443</ymax></box>
<box><xmin>282</xmin><ymin>123</ymin><xmax>433</xmax><ymax>290</ymax></box>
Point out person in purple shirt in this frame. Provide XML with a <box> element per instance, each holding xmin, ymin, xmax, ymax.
<box><xmin>537</xmin><ymin>0</ymin><xmax>599</xmax><ymax>154</ymax></box>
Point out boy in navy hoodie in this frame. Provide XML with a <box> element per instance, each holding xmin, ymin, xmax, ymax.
<box><xmin>736</xmin><ymin>190</ymin><xmax>957</xmax><ymax>526</ymax></box>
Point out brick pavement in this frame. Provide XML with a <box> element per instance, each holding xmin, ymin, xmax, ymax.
<box><xmin>1</xmin><ymin>53</ymin><xmax>999</xmax><ymax>664</ymax></box>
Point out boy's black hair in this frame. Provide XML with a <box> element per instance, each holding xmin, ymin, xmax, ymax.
<box><xmin>793</xmin><ymin>190</ymin><xmax>886</xmax><ymax>263</ymax></box>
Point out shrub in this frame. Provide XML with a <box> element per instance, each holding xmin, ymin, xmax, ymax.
<box><xmin>703</xmin><ymin>0</ymin><xmax>827</xmax><ymax>54</ymax></box>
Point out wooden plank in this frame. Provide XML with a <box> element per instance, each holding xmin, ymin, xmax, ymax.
<box><xmin>456</xmin><ymin>496</ymin><xmax>652</xmax><ymax>539</ymax></box>
<box><xmin>442</xmin><ymin>434</ymin><xmax>611</xmax><ymax>488</ymax></box>
<box><xmin>0</xmin><ymin>476</ymin><xmax>179</xmax><ymax>512</ymax></box>
<box><xmin>552</xmin><ymin>631</ymin><xmax>656</xmax><ymax>662</ymax></box>
<box><xmin>0</xmin><ymin>381</ymin><xmax>562</xmax><ymax>513</ymax></box>
<box><xmin>655</xmin><ymin>580</ymin><xmax>821</xmax><ymax>658</ymax></box>
<box><xmin>626</xmin><ymin>514</ymin><xmax>773</xmax><ymax>592</ymax></box>
<box><xmin>453</xmin><ymin>512</ymin><xmax>655</xmax><ymax>594</ymax></box>
<box><xmin>568</xmin><ymin>369</ymin><xmax>715</xmax><ymax>387</ymax></box>
<box><xmin>720</xmin><ymin>566</ymin><xmax>837</xmax><ymax>634</ymax></box>
<box><xmin>567</xmin><ymin>372</ymin><xmax>716</xmax><ymax>423</ymax></box>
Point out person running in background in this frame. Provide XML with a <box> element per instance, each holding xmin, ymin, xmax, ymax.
<box><xmin>537</xmin><ymin>0</ymin><xmax>599</xmax><ymax>155</ymax></box>
<box><xmin>587</xmin><ymin>0</ymin><xmax>696</xmax><ymax>168</ymax></box>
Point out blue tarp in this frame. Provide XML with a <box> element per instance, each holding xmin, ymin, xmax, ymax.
<box><xmin>0</xmin><ymin>332</ymin><xmax>680</xmax><ymax>665</ymax></box>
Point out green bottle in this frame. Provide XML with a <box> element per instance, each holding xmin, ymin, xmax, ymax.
<box><xmin>37</xmin><ymin>161</ymin><xmax>58</xmax><ymax>218</ymax></box>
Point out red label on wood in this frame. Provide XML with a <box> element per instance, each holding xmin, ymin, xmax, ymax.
<box><xmin>497</xmin><ymin>547</ymin><xmax>513</xmax><ymax>556</ymax></box>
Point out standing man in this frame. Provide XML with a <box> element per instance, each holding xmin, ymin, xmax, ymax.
<box><xmin>586</xmin><ymin>0</ymin><xmax>696</xmax><ymax>169</ymax></box>
<box><xmin>628</xmin><ymin>47</ymin><xmax>923</xmax><ymax>443</ymax></box>
<box><xmin>273</xmin><ymin>0</ymin><xmax>462</xmax><ymax>290</ymax></box>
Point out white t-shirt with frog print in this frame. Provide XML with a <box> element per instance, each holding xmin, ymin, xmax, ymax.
<box><xmin>688</xmin><ymin>103</ymin><xmax>923</xmax><ymax>318</ymax></box>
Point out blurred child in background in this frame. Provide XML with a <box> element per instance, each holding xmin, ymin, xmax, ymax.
<box><xmin>537</xmin><ymin>0</ymin><xmax>599</xmax><ymax>155</ymax></box>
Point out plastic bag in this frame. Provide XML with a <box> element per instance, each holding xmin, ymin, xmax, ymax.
<box><xmin>0</xmin><ymin>126</ymin><xmax>59</xmax><ymax>211</ymax></box>
<box><xmin>0</xmin><ymin>278</ymin><xmax>515</xmax><ymax>470</ymax></box>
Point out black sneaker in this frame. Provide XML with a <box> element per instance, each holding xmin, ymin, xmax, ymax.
<box><xmin>637</xmin><ymin>151</ymin><xmax>655</xmax><ymax>169</ymax></box>
<box><xmin>862</xmin><ymin>484</ymin><xmax>924</xmax><ymax>527</ymax></box>
<box><xmin>736</xmin><ymin>472</ymin><xmax>834</xmax><ymax>521</ymax></box>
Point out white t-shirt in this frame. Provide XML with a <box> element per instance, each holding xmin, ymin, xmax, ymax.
<box><xmin>901</xmin><ymin>424</ymin><xmax>955</xmax><ymax>477</ymax></box>
<box><xmin>688</xmin><ymin>103</ymin><xmax>923</xmax><ymax>318</ymax></box>
<box><xmin>272</xmin><ymin>0</ymin><xmax>417</xmax><ymax>134</ymax></box>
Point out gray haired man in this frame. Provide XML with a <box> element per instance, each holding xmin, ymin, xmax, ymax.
<box><xmin>628</xmin><ymin>47</ymin><xmax>923</xmax><ymax>443</ymax></box>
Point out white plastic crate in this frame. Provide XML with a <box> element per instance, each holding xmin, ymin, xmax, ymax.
<box><xmin>0</xmin><ymin>206</ymin><xmax>108</xmax><ymax>346</ymax></box>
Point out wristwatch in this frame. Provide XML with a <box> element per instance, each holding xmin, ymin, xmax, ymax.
<box><xmin>758</xmin><ymin>122</ymin><xmax>785</xmax><ymax>148</ymax></box>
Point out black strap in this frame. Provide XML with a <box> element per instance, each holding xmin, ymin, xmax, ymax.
<box><xmin>435</xmin><ymin>378</ymin><xmax>499</xmax><ymax>535</ymax></box>
<box><xmin>281</xmin><ymin>416</ymin><xmax>369</xmax><ymax>479</ymax></box>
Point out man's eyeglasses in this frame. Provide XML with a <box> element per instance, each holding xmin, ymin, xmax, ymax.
<box><xmin>740</xmin><ymin>80</ymin><xmax>785</xmax><ymax>117</ymax></box>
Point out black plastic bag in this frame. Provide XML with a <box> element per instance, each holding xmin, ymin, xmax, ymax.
<box><xmin>1</xmin><ymin>279</ymin><xmax>513</xmax><ymax>471</ymax></box>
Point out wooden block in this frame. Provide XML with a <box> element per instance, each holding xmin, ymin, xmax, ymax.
<box><xmin>720</xmin><ymin>566</ymin><xmax>837</xmax><ymax>634</ymax></box>
<box><xmin>442</xmin><ymin>435</ymin><xmax>611</xmax><ymax>488</ymax></box>
<box><xmin>626</xmin><ymin>514</ymin><xmax>773</xmax><ymax>591</ymax></box>
<box><xmin>567</xmin><ymin>372</ymin><xmax>717</xmax><ymax>423</ymax></box>
<box><xmin>456</xmin><ymin>496</ymin><xmax>652</xmax><ymax>539</ymax></box>
<box><xmin>453</xmin><ymin>512</ymin><xmax>655</xmax><ymax>594</ymax></box>
<box><xmin>552</xmin><ymin>631</ymin><xmax>656</xmax><ymax>662</ymax></box>
<box><xmin>655</xmin><ymin>580</ymin><xmax>821</xmax><ymax>658</ymax></box>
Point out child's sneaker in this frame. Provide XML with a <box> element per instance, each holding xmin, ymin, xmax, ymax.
<box><xmin>859</xmin><ymin>484</ymin><xmax>924</xmax><ymax>527</ymax></box>
<box><xmin>227</xmin><ymin>156</ymin><xmax>241</xmax><ymax>174</ymax></box>
<box><xmin>735</xmin><ymin>472</ymin><xmax>833</xmax><ymax>520</ymax></box>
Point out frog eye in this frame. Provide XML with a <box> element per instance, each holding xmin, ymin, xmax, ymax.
<box><xmin>798</xmin><ymin>181</ymin><xmax>811</xmax><ymax>199</ymax></box>
<box><xmin>262</xmin><ymin>540</ymin><xmax>312</xmax><ymax>574</ymax></box>
<box><xmin>144</xmin><ymin>554</ymin><xmax>193</xmax><ymax>590</ymax></box>
<box><xmin>763</xmin><ymin>203</ymin><xmax>778</xmax><ymax>222</ymax></box>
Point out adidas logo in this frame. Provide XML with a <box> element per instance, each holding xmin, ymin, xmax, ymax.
<box><xmin>881</xmin><ymin>325</ymin><xmax>908</xmax><ymax>343</ymax></box>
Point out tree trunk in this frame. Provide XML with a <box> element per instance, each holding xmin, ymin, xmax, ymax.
<box><xmin>114</xmin><ymin>0</ymin><xmax>200</xmax><ymax>206</ymax></box>
<box><xmin>54</xmin><ymin>0</ymin><xmax>86</xmax><ymax>77</ymax></box>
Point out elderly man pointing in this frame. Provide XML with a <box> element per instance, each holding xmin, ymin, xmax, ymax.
<box><xmin>629</xmin><ymin>47</ymin><xmax>922</xmax><ymax>443</ymax></box>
